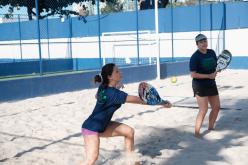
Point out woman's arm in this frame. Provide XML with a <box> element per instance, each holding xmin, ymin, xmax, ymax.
<box><xmin>125</xmin><ymin>95</ymin><xmax>172</xmax><ymax>108</ymax></box>
<box><xmin>191</xmin><ymin>71</ymin><xmax>217</xmax><ymax>79</ymax></box>
<box><xmin>125</xmin><ymin>95</ymin><xmax>145</xmax><ymax>104</ymax></box>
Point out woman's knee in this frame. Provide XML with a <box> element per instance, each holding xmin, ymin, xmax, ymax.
<box><xmin>211</xmin><ymin>103</ymin><xmax>220</xmax><ymax>112</ymax></box>
<box><xmin>199</xmin><ymin>108</ymin><xmax>208</xmax><ymax>116</ymax></box>
<box><xmin>212</xmin><ymin>105</ymin><xmax>220</xmax><ymax>112</ymax></box>
<box><xmin>126</xmin><ymin>127</ymin><xmax>135</xmax><ymax>138</ymax></box>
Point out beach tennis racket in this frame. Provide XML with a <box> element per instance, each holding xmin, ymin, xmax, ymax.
<box><xmin>138</xmin><ymin>82</ymin><xmax>169</xmax><ymax>105</ymax></box>
<box><xmin>216</xmin><ymin>50</ymin><xmax>232</xmax><ymax>72</ymax></box>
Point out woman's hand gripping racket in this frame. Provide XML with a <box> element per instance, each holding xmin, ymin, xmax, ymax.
<box><xmin>216</xmin><ymin>50</ymin><xmax>232</xmax><ymax>72</ymax></box>
<box><xmin>138</xmin><ymin>82</ymin><xmax>172</xmax><ymax>108</ymax></box>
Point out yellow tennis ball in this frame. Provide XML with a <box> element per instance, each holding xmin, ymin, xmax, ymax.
<box><xmin>171</xmin><ymin>76</ymin><xmax>177</xmax><ymax>83</ymax></box>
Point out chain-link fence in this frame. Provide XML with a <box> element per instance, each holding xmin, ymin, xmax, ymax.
<box><xmin>0</xmin><ymin>0</ymin><xmax>245</xmax><ymax>78</ymax></box>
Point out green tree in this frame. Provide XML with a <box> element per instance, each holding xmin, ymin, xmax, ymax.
<box><xmin>0</xmin><ymin>0</ymin><xmax>96</xmax><ymax>20</ymax></box>
<box><xmin>101</xmin><ymin>0</ymin><xmax>123</xmax><ymax>14</ymax></box>
<box><xmin>0</xmin><ymin>0</ymin><xmax>171</xmax><ymax>20</ymax></box>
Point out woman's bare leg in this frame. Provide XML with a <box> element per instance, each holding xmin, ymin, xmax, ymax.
<box><xmin>82</xmin><ymin>135</ymin><xmax>100</xmax><ymax>165</ymax></box>
<box><xmin>208</xmin><ymin>95</ymin><xmax>220</xmax><ymax>130</ymax></box>
<box><xmin>100</xmin><ymin>121</ymin><xmax>135</xmax><ymax>152</ymax></box>
<box><xmin>195</xmin><ymin>95</ymin><xmax>209</xmax><ymax>137</ymax></box>
<box><xmin>100</xmin><ymin>121</ymin><xmax>140</xmax><ymax>165</ymax></box>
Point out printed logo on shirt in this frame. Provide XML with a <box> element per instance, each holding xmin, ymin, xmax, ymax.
<box><xmin>98</xmin><ymin>89</ymin><xmax>107</xmax><ymax>104</ymax></box>
<box><xmin>202</xmin><ymin>57</ymin><xmax>216</xmax><ymax>71</ymax></box>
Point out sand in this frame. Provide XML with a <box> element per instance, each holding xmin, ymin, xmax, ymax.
<box><xmin>0</xmin><ymin>69</ymin><xmax>248</xmax><ymax>165</ymax></box>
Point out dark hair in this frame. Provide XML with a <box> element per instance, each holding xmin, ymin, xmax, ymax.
<box><xmin>94</xmin><ymin>63</ymin><xmax>115</xmax><ymax>86</ymax></box>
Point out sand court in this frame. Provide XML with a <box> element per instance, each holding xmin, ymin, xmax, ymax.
<box><xmin>0</xmin><ymin>69</ymin><xmax>248</xmax><ymax>165</ymax></box>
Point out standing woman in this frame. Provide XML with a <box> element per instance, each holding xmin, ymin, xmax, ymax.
<box><xmin>189</xmin><ymin>34</ymin><xmax>220</xmax><ymax>137</ymax></box>
<box><xmin>81</xmin><ymin>63</ymin><xmax>171</xmax><ymax>165</ymax></box>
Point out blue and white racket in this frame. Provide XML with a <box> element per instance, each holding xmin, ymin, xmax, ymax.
<box><xmin>138</xmin><ymin>82</ymin><xmax>169</xmax><ymax>105</ymax></box>
<box><xmin>216</xmin><ymin>50</ymin><xmax>232</xmax><ymax>72</ymax></box>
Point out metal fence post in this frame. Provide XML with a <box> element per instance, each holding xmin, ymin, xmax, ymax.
<box><xmin>223</xmin><ymin>2</ymin><xmax>226</xmax><ymax>50</ymax></box>
<box><xmin>97</xmin><ymin>0</ymin><xmax>102</xmax><ymax>68</ymax></box>
<box><xmin>46</xmin><ymin>17</ymin><xmax>50</xmax><ymax>59</ymax></box>
<box><xmin>155</xmin><ymin>0</ymin><xmax>160</xmax><ymax>80</ymax></box>
<box><xmin>35</xmin><ymin>0</ymin><xmax>43</xmax><ymax>75</ymax></box>
<box><xmin>210</xmin><ymin>3</ymin><xmax>213</xmax><ymax>49</ymax></box>
<box><xmin>69</xmin><ymin>16</ymin><xmax>73</xmax><ymax>59</ymax></box>
<box><xmin>18</xmin><ymin>14</ymin><xmax>23</xmax><ymax>61</ymax></box>
<box><xmin>199</xmin><ymin>0</ymin><xmax>202</xmax><ymax>32</ymax></box>
<box><xmin>135</xmin><ymin>0</ymin><xmax>140</xmax><ymax>65</ymax></box>
<box><xmin>170</xmin><ymin>0</ymin><xmax>174</xmax><ymax>61</ymax></box>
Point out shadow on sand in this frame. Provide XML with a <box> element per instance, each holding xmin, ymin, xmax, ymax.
<box><xmin>135</xmin><ymin>98</ymin><xmax>248</xmax><ymax>165</ymax></box>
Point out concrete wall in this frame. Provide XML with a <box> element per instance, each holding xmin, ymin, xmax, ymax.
<box><xmin>0</xmin><ymin>59</ymin><xmax>73</xmax><ymax>76</ymax></box>
<box><xmin>0</xmin><ymin>61</ymin><xmax>188</xmax><ymax>102</ymax></box>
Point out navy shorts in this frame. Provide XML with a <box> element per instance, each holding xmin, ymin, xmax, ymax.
<box><xmin>192</xmin><ymin>82</ymin><xmax>218</xmax><ymax>97</ymax></box>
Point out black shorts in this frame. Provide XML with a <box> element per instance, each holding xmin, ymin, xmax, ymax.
<box><xmin>192</xmin><ymin>81</ymin><xmax>218</xmax><ymax>97</ymax></box>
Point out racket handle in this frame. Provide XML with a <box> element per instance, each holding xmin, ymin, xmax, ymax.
<box><xmin>160</xmin><ymin>100</ymin><xmax>170</xmax><ymax>105</ymax></box>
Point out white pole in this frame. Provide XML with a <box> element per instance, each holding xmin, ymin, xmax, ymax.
<box><xmin>155</xmin><ymin>0</ymin><xmax>160</xmax><ymax>80</ymax></box>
